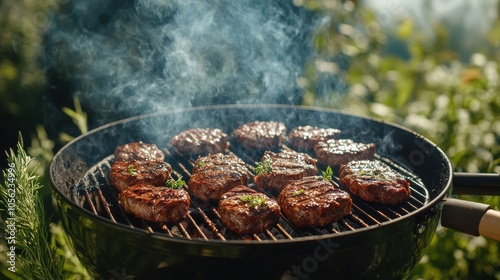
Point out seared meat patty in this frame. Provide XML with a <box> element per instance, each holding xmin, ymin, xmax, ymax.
<box><xmin>254</xmin><ymin>150</ymin><xmax>317</xmax><ymax>193</ymax></box>
<box><xmin>191</xmin><ymin>153</ymin><xmax>248</xmax><ymax>174</ymax></box>
<box><xmin>231</xmin><ymin>121</ymin><xmax>287</xmax><ymax>150</ymax></box>
<box><xmin>288</xmin><ymin>125</ymin><xmax>341</xmax><ymax>150</ymax></box>
<box><xmin>114</xmin><ymin>141</ymin><xmax>164</xmax><ymax>162</ymax></box>
<box><xmin>314</xmin><ymin>139</ymin><xmax>375</xmax><ymax>166</ymax></box>
<box><xmin>109</xmin><ymin>160</ymin><xmax>172</xmax><ymax>192</ymax></box>
<box><xmin>339</xmin><ymin>160</ymin><xmax>411</xmax><ymax>204</ymax></box>
<box><xmin>218</xmin><ymin>185</ymin><xmax>281</xmax><ymax>235</ymax></box>
<box><xmin>170</xmin><ymin>128</ymin><xmax>229</xmax><ymax>155</ymax></box>
<box><xmin>188</xmin><ymin>153</ymin><xmax>249</xmax><ymax>201</ymax></box>
<box><xmin>278</xmin><ymin>176</ymin><xmax>352</xmax><ymax>227</ymax></box>
<box><xmin>118</xmin><ymin>184</ymin><xmax>191</xmax><ymax>223</ymax></box>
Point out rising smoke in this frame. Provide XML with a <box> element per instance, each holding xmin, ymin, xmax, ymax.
<box><xmin>42</xmin><ymin>0</ymin><xmax>321</xmax><ymax>127</ymax></box>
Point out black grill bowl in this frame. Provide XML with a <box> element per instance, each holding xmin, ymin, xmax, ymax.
<box><xmin>50</xmin><ymin>104</ymin><xmax>452</xmax><ymax>279</ymax></box>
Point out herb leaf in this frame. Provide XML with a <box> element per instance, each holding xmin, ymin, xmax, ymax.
<box><xmin>253</xmin><ymin>159</ymin><xmax>272</xmax><ymax>175</ymax></box>
<box><xmin>128</xmin><ymin>164</ymin><xmax>136</xmax><ymax>175</ymax></box>
<box><xmin>165</xmin><ymin>177</ymin><xmax>186</xmax><ymax>189</ymax></box>
<box><xmin>322</xmin><ymin>166</ymin><xmax>333</xmax><ymax>181</ymax></box>
<box><xmin>291</xmin><ymin>189</ymin><xmax>305</xmax><ymax>196</ymax></box>
<box><xmin>359</xmin><ymin>169</ymin><xmax>387</xmax><ymax>179</ymax></box>
<box><xmin>240</xmin><ymin>195</ymin><xmax>267</xmax><ymax>208</ymax></box>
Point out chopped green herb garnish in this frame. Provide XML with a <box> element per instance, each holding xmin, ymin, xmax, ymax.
<box><xmin>358</xmin><ymin>169</ymin><xmax>386</xmax><ymax>179</ymax></box>
<box><xmin>358</xmin><ymin>170</ymin><xmax>371</xmax><ymax>176</ymax></box>
<box><xmin>322</xmin><ymin>166</ymin><xmax>333</xmax><ymax>181</ymax></box>
<box><xmin>128</xmin><ymin>164</ymin><xmax>136</xmax><ymax>175</ymax></box>
<box><xmin>240</xmin><ymin>195</ymin><xmax>267</xmax><ymax>208</ymax></box>
<box><xmin>291</xmin><ymin>189</ymin><xmax>305</xmax><ymax>196</ymax></box>
<box><xmin>165</xmin><ymin>177</ymin><xmax>186</xmax><ymax>189</ymax></box>
<box><xmin>253</xmin><ymin>159</ymin><xmax>272</xmax><ymax>175</ymax></box>
<box><xmin>197</xmin><ymin>161</ymin><xmax>204</xmax><ymax>167</ymax></box>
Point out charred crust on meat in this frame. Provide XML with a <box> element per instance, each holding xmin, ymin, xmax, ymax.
<box><xmin>339</xmin><ymin>160</ymin><xmax>411</xmax><ymax>204</ymax></box>
<box><xmin>114</xmin><ymin>141</ymin><xmax>165</xmax><ymax>162</ymax></box>
<box><xmin>188</xmin><ymin>153</ymin><xmax>249</xmax><ymax>201</ymax></box>
<box><xmin>288</xmin><ymin>125</ymin><xmax>341</xmax><ymax>150</ymax></box>
<box><xmin>314</xmin><ymin>139</ymin><xmax>375</xmax><ymax>167</ymax></box>
<box><xmin>109</xmin><ymin>160</ymin><xmax>172</xmax><ymax>192</ymax></box>
<box><xmin>118</xmin><ymin>184</ymin><xmax>191</xmax><ymax>223</ymax></box>
<box><xmin>169</xmin><ymin>128</ymin><xmax>229</xmax><ymax>155</ymax></box>
<box><xmin>231</xmin><ymin>121</ymin><xmax>287</xmax><ymax>150</ymax></box>
<box><xmin>278</xmin><ymin>176</ymin><xmax>352</xmax><ymax>227</ymax></box>
<box><xmin>110</xmin><ymin>141</ymin><xmax>173</xmax><ymax>192</ymax></box>
<box><xmin>253</xmin><ymin>150</ymin><xmax>318</xmax><ymax>194</ymax></box>
<box><xmin>218</xmin><ymin>185</ymin><xmax>281</xmax><ymax>235</ymax></box>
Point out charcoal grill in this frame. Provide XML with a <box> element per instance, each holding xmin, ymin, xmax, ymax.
<box><xmin>76</xmin><ymin>146</ymin><xmax>429</xmax><ymax>241</ymax></box>
<box><xmin>50</xmin><ymin>104</ymin><xmax>499</xmax><ymax>280</ymax></box>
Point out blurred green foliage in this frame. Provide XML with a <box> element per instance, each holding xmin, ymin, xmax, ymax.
<box><xmin>300</xmin><ymin>1</ymin><xmax>500</xmax><ymax>279</ymax></box>
<box><xmin>0</xmin><ymin>0</ymin><xmax>53</xmax><ymax>165</ymax></box>
<box><xmin>0</xmin><ymin>0</ymin><xmax>499</xmax><ymax>279</ymax></box>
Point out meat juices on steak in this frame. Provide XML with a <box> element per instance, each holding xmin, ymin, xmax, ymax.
<box><xmin>109</xmin><ymin>160</ymin><xmax>172</xmax><ymax>192</ymax></box>
<box><xmin>314</xmin><ymin>139</ymin><xmax>375</xmax><ymax>166</ymax></box>
<box><xmin>278</xmin><ymin>176</ymin><xmax>352</xmax><ymax>227</ymax></box>
<box><xmin>218</xmin><ymin>185</ymin><xmax>281</xmax><ymax>235</ymax></box>
<box><xmin>231</xmin><ymin>121</ymin><xmax>287</xmax><ymax>150</ymax></box>
<box><xmin>339</xmin><ymin>160</ymin><xmax>411</xmax><ymax>204</ymax></box>
<box><xmin>114</xmin><ymin>141</ymin><xmax>164</xmax><ymax>162</ymax></box>
<box><xmin>169</xmin><ymin>128</ymin><xmax>229</xmax><ymax>155</ymax></box>
<box><xmin>191</xmin><ymin>152</ymin><xmax>247</xmax><ymax>174</ymax></box>
<box><xmin>288</xmin><ymin>125</ymin><xmax>341</xmax><ymax>150</ymax></box>
<box><xmin>118</xmin><ymin>184</ymin><xmax>191</xmax><ymax>223</ymax></box>
<box><xmin>253</xmin><ymin>150</ymin><xmax>318</xmax><ymax>193</ymax></box>
<box><xmin>188</xmin><ymin>153</ymin><xmax>249</xmax><ymax>201</ymax></box>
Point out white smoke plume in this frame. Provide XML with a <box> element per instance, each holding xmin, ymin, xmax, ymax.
<box><xmin>42</xmin><ymin>0</ymin><xmax>320</xmax><ymax>126</ymax></box>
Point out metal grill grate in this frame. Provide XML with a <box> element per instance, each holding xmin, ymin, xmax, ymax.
<box><xmin>72</xmin><ymin>145</ymin><xmax>429</xmax><ymax>242</ymax></box>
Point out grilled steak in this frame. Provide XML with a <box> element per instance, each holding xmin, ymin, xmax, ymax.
<box><xmin>314</xmin><ymin>139</ymin><xmax>375</xmax><ymax>166</ymax></box>
<box><xmin>218</xmin><ymin>185</ymin><xmax>281</xmax><ymax>235</ymax></box>
<box><xmin>114</xmin><ymin>141</ymin><xmax>164</xmax><ymax>162</ymax></box>
<box><xmin>339</xmin><ymin>160</ymin><xmax>411</xmax><ymax>204</ymax></box>
<box><xmin>109</xmin><ymin>160</ymin><xmax>172</xmax><ymax>192</ymax></box>
<box><xmin>191</xmin><ymin>153</ymin><xmax>248</xmax><ymax>174</ymax></box>
<box><xmin>118</xmin><ymin>184</ymin><xmax>191</xmax><ymax>223</ymax></box>
<box><xmin>288</xmin><ymin>125</ymin><xmax>341</xmax><ymax>150</ymax></box>
<box><xmin>170</xmin><ymin>128</ymin><xmax>229</xmax><ymax>155</ymax></box>
<box><xmin>278</xmin><ymin>176</ymin><xmax>352</xmax><ymax>227</ymax></box>
<box><xmin>254</xmin><ymin>150</ymin><xmax>317</xmax><ymax>193</ymax></box>
<box><xmin>188</xmin><ymin>153</ymin><xmax>249</xmax><ymax>201</ymax></box>
<box><xmin>231</xmin><ymin>121</ymin><xmax>287</xmax><ymax>150</ymax></box>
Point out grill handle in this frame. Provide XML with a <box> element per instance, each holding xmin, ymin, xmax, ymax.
<box><xmin>451</xmin><ymin>172</ymin><xmax>500</xmax><ymax>195</ymax></box>
<box><xmin>441</xmin><ymin>198</ymin><xmax>500</xmax><ymax>241</ymax></box>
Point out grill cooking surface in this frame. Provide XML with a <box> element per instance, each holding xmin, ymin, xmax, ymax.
<box><xmin>72</xmin><ymin>144</ymin><xmax>429</xmax><ymax>242</ymax></box>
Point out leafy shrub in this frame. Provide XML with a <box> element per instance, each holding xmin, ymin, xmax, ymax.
<box><xmin>300</xmin><ymin>1</ymin><xmax>500</xmax><ymax>278</ymax></box>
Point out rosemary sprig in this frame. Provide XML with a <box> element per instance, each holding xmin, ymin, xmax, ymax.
<box><xmin>165</xmin><ymin>177</ymin><xmax>186</xmax><ymax>189</ymax></box>
<box><xmin>50</xmin><ymin>223</ymin><xmax>90</xmax><ymax>279</ymax></box>
<box><xmin>0</xmin><ymin>137</ymin><xmax>64</xmax><ymax>279</ymax></box>
<box><xmin>240</xmin><ymin>195</ymin><xmax>267</xmax><ymax>208</ymax></box>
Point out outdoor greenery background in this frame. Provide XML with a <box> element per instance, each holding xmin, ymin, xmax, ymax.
<box><xmin>0</xmin><ymin>0</ymin><xmax>499</xmax><ymax>279</ymax></box>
